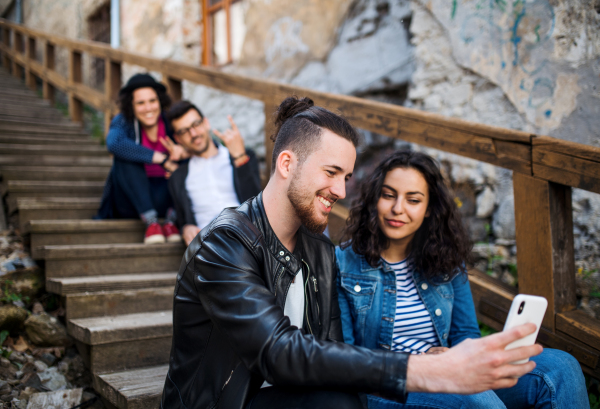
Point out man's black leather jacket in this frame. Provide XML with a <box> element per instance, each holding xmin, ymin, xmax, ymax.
<box><xmin>161</xmin><ymin>193</ymin><xmax>409</xmax><ymax>409</ymax></box>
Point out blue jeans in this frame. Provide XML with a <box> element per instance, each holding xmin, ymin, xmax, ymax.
<box><xmin>112</xmin><ymin>158</ymin><xmax>173</xmax><ymax>219</ymax></box>
<box><xmin>367</xmin><ymin>349</ymin><xmax>589</xmax><ymax>409</ymax></box>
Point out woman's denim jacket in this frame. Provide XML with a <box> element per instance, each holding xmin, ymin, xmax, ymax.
<box><xmin>335</xmin><ymin>246</ymin><xmax>481</xmax><ymax>351</ymax></box>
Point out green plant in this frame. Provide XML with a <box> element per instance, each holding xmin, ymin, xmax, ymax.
<box><xmin>478</xmin><ymin>321</ymin><xmax>497</xmax><ymax>337</ymax></box>
<box><xmin>0</xmin><ymin>330</ymin><xmax>11</xmax><ymax>359</ymax></box>
<box><xmin>0</xmin><ymin>280</ymin><xmax>30</xmax><ymax>305</ymax></box>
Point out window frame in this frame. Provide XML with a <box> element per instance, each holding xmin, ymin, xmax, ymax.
<box><xmin>202</xmin><ymin>0</ymin><xmax>242</xmax><ymax>66</ymax></box>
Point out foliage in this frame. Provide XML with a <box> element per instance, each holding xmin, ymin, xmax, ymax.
<box><xmin>478</xmin><ymin>320</ymin><xmax>497</xmax><ymax>337</ymax></box>
<box><xmin>0</xmin><ymin>330</ymin><xmax>11</xmax><ymax>359</ymax></box>
<box><xmin>0</xmin><ymin>280</ymin><xmax>30</xmax><ymax>305</ymax></box>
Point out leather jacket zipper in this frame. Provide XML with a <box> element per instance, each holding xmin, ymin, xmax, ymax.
<box><xmin>302</xmin><ymin>260</ymin><xmax>321</xmax><ymax>332</ymax></box>
<box><xmin>273</xmin><ymin>265</ymin><xmax>285</xmax><ymax>296</ymax></box>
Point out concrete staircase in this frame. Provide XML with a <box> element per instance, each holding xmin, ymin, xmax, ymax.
<box><xmin>0</xmin><ymin>68</ymin><xmax>178</xmax><ymax>408</ymax></box>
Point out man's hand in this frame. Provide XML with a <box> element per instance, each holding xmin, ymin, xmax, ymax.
<box><xmin>212</xmin><ymin>116</ymin><xmax>246</xmax><ymax>159</ymax></box>
<box><xmin>407</xmin><ymin>323</ymin><xmax>543</xmax><ymax>395</ymax></box>
<box><xmin>162</xmin><ymin>160</ymin><xmax>179</xmax><ymax>173</ymax></box>
<box><xmin>183</xmin><ymin>224</ymin><xmax>201</xmax><ymax>246</ymax></box>
<box><xmin>160</xmin><ymin>137</ymin><xmax>190</xmax><ymax>161</ymax></box>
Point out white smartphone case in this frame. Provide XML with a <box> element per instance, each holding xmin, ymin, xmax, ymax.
<box><xmin>503</xmin><ymin>294</ymin><xmax>547</xmax><ymax>364</ymax></box>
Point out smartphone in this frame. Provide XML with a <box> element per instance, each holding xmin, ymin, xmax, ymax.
<box><xmin>502</xmin><ymin>294</ymin><xmax>547</xmax><ymax>364</ymax></box>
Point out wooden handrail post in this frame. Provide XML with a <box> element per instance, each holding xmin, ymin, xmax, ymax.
<box><xmin>164</xmin><ymin>75</ymin><xmax>182</xmax><ymax>102</ymax></box>
<box><xmin>12</xmin><ymin>30</ymin><xmax>23</xmax><ymax>78</ymax></box>
<box><xmin>25</xmin><ymin>36</ymin><xmax>36</xmax><ymax>90</ymax></box>
<box><xmin>68</xmin><ymin>49</ymin><xmax>84</xmax><ymax>124</ymax></box>
<box><xmin>513</xmin><ymin>173</ymin><xmax>577</xmax><ymax>331</ymax></box>
<box><xmin>42</xmin><ymin>41</ymin><xmax>55</xmax><ymax>104</ymax></box>
<box><xmin>104</xmin><ymin>59</ymin><xmax>122</xmax><ymax>137</ymax></box>
<box><xmin>1</xmin><ymin>27</ymin><xmax>10</xmax><ymax>70</ymax></box>
<box><xmin>263</xmin><ymin>98</ymin><xmax>277</xmax><ymax>182</ymax></box>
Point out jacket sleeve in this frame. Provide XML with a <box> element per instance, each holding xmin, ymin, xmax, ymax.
<box><xmin>335</xmin><ymin>249</ymin><xmax>357</xmax><ymax>345</ymax></box>
<box><xmin>106</xmin><ymin>115</ymin><xmax>155</xmax><ymax>163</ymax></box>
<box><xmin>192</xmin><ymin>225</ymin><xmax>409</xmax><ymax>401</ymax></box>
<box><xmin>168</xmin><ymin>163</ymin><xmax>197</xmax><ymax>230</ymax></box>
<box><xmin>448</xmin><ymin>272</ymin><xmax>482</xmax><ymax>347</ymax></box>
<box><xmin>232</xmin><ymin>149</ymin><xmax>262</xmax><ymax>203</ymax></box>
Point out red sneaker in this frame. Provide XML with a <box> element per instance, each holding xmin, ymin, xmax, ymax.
<box><xmin>163</xmin><ymin>222</ymin><xmax>182</xmax><ymax>243</ymax></box>
<box><xmin>144</xmin><ymin>222</ymin><xmax>166</xmax><ymax>244</ymax></box>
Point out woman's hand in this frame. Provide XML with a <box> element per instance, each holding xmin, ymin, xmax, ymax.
<box><xmin>424</xmin><ymin>347</ymin><xmax>449</xmax><ymax>355</ymax></box>
<box><xmin>160</xmin><ymin>137</ymin><xmax>190</xmax><ymax>161</ymax></box>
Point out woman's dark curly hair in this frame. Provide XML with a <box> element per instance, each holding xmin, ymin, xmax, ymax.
<box><xmin>118</xmin><ymin>86</ymin><xmax>172</xmax><ymax>122</ymax></box>
<box><xmin>341</xmin><ymin>150</ymin><xmax>472</xmax><ymax>282</ymax></box>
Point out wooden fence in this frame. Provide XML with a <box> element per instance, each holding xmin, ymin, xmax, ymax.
<box><xmin>1</xmin><ymin>18</ymin><xmax>600</xmax><ymax>378</ymax></box>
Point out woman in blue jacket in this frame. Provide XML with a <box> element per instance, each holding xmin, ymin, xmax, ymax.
<box><xmin>336</xmin><ymin>150</ymin><xmax>588</xmax><ymax>408</ymax></box>
<box><xmin>96</xmin><ymin>73</ymin><xmax>183</xmax><ymax>244</ymax></box>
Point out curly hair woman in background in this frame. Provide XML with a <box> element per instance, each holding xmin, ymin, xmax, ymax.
<box><xmin>95</xmin><ymin>73</ymin><xmax>184</xmax><ymax>244</ymax></box>
<box><xmin>336</xmin><ymin>150</ymin><xmax>588</xmax><ymax>408</ymax></box>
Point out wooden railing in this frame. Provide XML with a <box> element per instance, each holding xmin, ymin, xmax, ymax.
<box><xmin>1</xmin><ymin>19</ymin><xmax>600</xmax><ymax>378</ymax></box>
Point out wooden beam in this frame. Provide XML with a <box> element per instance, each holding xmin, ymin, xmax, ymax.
<box><xmin>43</xmin><ymin>42</ymin><xmax>55</xmax><ymax>104</ymax></box>
<box><xmin>556</xmin><ymin>310</ymin><xmax>600</xmax><ymax>352</ymax></box>
<box><xmin>164</xmin><ymin>76</ymin><xmax>182</xmax><ymax>101</ymax></box>
<box><xmin>104</xmin><ymin>59</ymin><xmax>122</xmax><ymax>137</ymax></box>
<box><xmin>513</xmin><ymin>173</ymin><xmax>577</xmax><ymax>331</ymax></box>
<box><xmin>263</xmin><ymin>98</ymin><xmax>277</xmax><ymax>180</ymax></box>
<box><xmin>1</xmin><ymin>27</ymin><xmax>10</xmax><ymax>70</ymax></box>
<box><xmin>69</xmin><ymin>50</ymin><xmax>84</xmax><ymax>124</ymax></box>
<box><xmin>12</xmin><ymin>31</ymin><xmax>22</xmax><ymax>78</ymax></box>
<box><xmin>532</xmin><ymin>136</ymin><xmax>600</xmax><ymax>194</ymax></box>
<box><xmin>25</xmin><ymin>36</ymin><xmax>36</xmax><ymax>90</ymax></box>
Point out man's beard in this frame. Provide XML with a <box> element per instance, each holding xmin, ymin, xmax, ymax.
<box><xmin>188</xmin><ymin>134</ymin><xmax>210</xmax><ymax>156</ymax></box>
<box><xmin>287</xmin><ymin>174</ymin><xmax>329</xmax><ymax>234</ymax></box>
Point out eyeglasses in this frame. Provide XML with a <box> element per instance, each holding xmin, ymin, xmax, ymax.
<box><xmin>174</xmin><ymin>118</ymin><xmax>205</xmax><ymax>137</ymax></box>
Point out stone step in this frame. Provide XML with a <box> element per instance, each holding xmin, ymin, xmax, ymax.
<box><xmin>0</xmin><ymin>118</ymin><xmax>80</xmax><ymax>131</ymax></box>
<box><xmin>0</xmin><ymin>155</ymin><xmax>112</xmax><ymax>167</ymax></box>
<box><xmin>0</xmin><ymin>93</ymin><xmax>51</xmax><ymax>108</ymax></box>
<box><xmin>28</xmin><ymin>219</ymin><xmax>145</xmax><ymax>257</ymax></box>
<box><xmin>0</xmin><ymin>109</ymin><xmax>68</xmax><ymax>120</ymax></box>
<box><xmin>64</xmin><ymin>286</ymin><xmax>174</xmax><ymax>320</ymax></box>
<box><xmin>41</xmin><ymin>242</ymin><xmax>184</xmax><ymax>278</ymax></box>
<box><xmin>0</xmin><ymin>165</ymin><xmax>110</xmax><ymax>181</ymax></box>
<box><xmin>0</xmin><ymin>123</ymin><xmax>86</xmax><ymax>136</ymax></box>
<box><xmin>0</xmin><ymin>113</ymin><xmax>73</xmax><ymax>125</ymax></box>
<box><xmin>46</xmin><ymin>272</ymin><xmax>177</xmax><ymax>295</ymax></box>
<box><xmin>0</xmin><ymin>143</ymin><xmax>107</xmax><ymax>156</ymax></box>
<box><xmin>2</xmin><ymin>180</ymin><xmax>104</xmax><ymax>199</ymax></box>
<box><xmin>16</xmin><ymin>198</ymin><xmax>101</xmax><ymax>232</ymax></box>
<box><xmin>0</xmin><ymin>134</ymin><xmax>100</xmax><ymax>145</ymax></box>
<box><xmin>68</xmin><ymin>311</ymin><xmax>172</xmax><ymax>373</ymax></box>
<box><xmin>94</xmin><ymin>365</ymin><xmax>167</xmax><ymax>409</ymax></box>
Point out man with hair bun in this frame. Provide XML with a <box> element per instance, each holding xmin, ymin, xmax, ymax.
<box><xmin>162</xmin><ymin>97</ymin><xmax>542</xmax><ymax>409</ymax></box>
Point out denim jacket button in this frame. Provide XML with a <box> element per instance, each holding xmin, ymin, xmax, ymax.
<box><xmin>435</xmin><ymin>308</ymin><xmax>442</xmax><ymax>316</ymax></box>
<box><xmin>421</xmin><ymin>283</ymin><xmax>428</xmax><ymax>290</ymax></box>
<box><xmin>354</xmin><ymin>284</ymin><xmax>362</xmax><ymax>293</ymax></box>
<box><xmin>443</xmin><ymin>333</ymin><xmax>448</xmax><ymax>339</ymax></box>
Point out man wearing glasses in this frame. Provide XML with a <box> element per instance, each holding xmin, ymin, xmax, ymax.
<box><xmin>165</xmin><ymin>101</ymin><xmax>261</xmax><ymax>245</ymax></box>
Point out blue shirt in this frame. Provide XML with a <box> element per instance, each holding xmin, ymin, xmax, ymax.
<box><xmin>335</xmin><ymin>246</ymin><xmax>481</xmax><ymax>351</ymax></box>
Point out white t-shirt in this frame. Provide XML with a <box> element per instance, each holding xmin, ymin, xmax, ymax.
<box><xmin>284</xmin><ymin>269</ymin><xmax>305</xmax><ymax>329</ymax></box>
<box><xmin>185</xmin><ymin>146</ymin><xmax>240</xmax><ymax>229</ymax></box>
<box><xmin>262</xmin><ymin>268</ymin><xmax>305</xmax><ymax>388</ymax></box>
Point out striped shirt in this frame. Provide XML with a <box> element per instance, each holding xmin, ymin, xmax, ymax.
<box><xmin>386</xmin><ymin>258</ymin><xmax>440</xmax><ymax>354</ymax></box>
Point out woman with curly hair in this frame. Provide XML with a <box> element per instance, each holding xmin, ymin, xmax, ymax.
<box><xmin>96</xmin><ymin>73</ymin><xmax>184</xmax><ymax>244</ymax></box>
<box><xmin>336</xmin><ymin>150</ymin><xmax>588</xmax><ymax>408</ymax></box>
